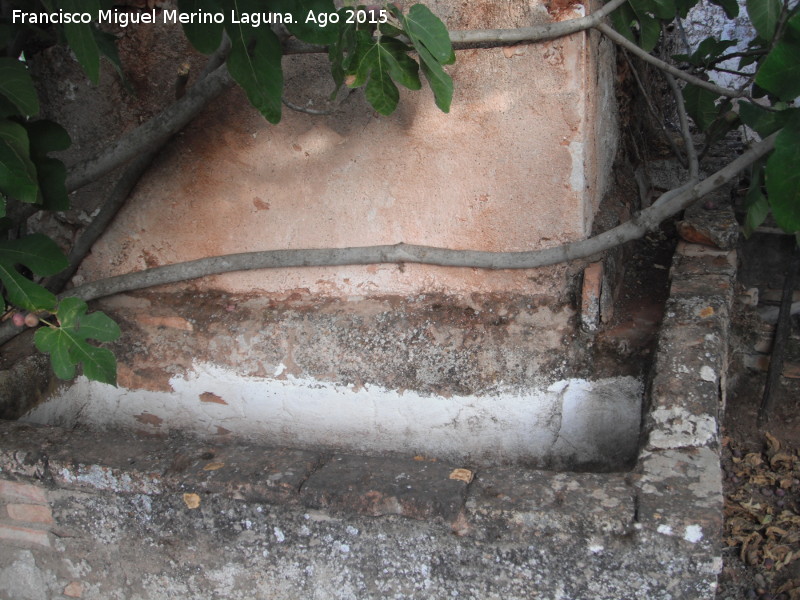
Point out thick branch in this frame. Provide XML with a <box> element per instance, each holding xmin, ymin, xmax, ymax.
<box><xmin>65</xmin><ymin>65</ymin><xmax>234</xmax><ymax>192</ymax></box>
<box><xmin>44</xmin><ymin>150</ymin><xmax>159</xmax><ymax>293</ymax></box>
<box><xmin>449</xmin><ymin>0</ymin><xmax>627</xmax><ymax>45</ymax></box>
<box><xmin>0</xmin><ymin>133</ymin><xmax>775</xmax><ymax>348</ymax></box>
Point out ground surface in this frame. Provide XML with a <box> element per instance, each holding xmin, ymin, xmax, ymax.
<box><xmin>716</xmin><ymin>236</ymin><xmax>800</xmax><ymax>600</ymax></box>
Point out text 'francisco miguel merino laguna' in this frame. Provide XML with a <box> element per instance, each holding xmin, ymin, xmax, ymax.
<box><xmin>12</xmin><ymin>9</ymin><xmax>298</xmax><ymax>28</ymax></box>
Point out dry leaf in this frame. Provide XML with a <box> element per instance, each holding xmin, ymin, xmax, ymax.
<box><xmin>744</xmin><ymin>453</ymin><xmax>764</xmax><ymax>467</ymax></box>
<box><xmin>203</xmin><ymin>461</ymin><xmax>225</xmax><ymax>471</ymax></box>
<box><xmin>183</xmin><ymin>493</ymin><xmax>201</xmax><ymax>509</ymax></box>
<box><xmin>765</xmin><ymin>432</ymin><xmax>782</xmax><ymax>454</ymax></box>
<box><xmin>449</xmin><ymin>468</ymin><xmax>474</xmax><ymax>484</ymax></box>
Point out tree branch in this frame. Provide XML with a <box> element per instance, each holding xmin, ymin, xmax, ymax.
<box><xmin>594</xmin><ymin>23</ymin><xmax>742</xmax><ymax>99</ymax></box>
<box><xmin>0</xmin><ymin>133</ymin><xmax>776</xmax><ymax>348</ymax></box>
<box><xmin>44</xmin><ymin>150</ymin><xmax>159</xmax><ymax>294</ymax></box>
<box><xmin>58</xmin><ymin>0</ymin><xmax>641</xmax><ymax>195</ymax></box>
<box><xmin>65</xmin><ymin>64</ymin><xmax>235</xmax><ymax>193</ymax></box>
<box><xmin>664</xmin><ymin>72</ymin><xmax>699</xmax><ymax>179</ymax></box>
<box><xmin>622</xmin><ymin>49</ymin><xmax>687</xmax><ymax>168</ymax></box>
<box><xmin>448</xmin><ymin>0</ymin><xmax>628</xmax><ymax>45</ymax></box>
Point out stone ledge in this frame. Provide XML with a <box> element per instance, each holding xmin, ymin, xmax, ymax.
<box><xmin>0</xmin><ymin>420</ymin><xmax>636</xmax><ymax>536</ymax></box>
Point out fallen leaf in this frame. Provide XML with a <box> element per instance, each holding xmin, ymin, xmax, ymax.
<box><xmin>183</xmin><ymin>493</ymin><xmax>201</xmax><ymax>509</ymax></box>
<box><xmin>449</xmin><ymin>468</ymin><xmax>474</xmax><ymax>484</ymax></box>
<box><xmin>203</xmin><ymin>462</ymin><xmax>225</xmax><ymax>471</ymax></box>
<box><xmin>765</xmin><ymin>431</ymin><xmax>782</xmax><ymax>454</ymax></box>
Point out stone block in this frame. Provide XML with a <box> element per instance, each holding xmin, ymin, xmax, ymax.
<box><xmin>5</xmin><ymin>504</ymin><xmax>53</xmax><ymax>525</ymax></box>
<box><xmin>300</xmin><ymin>455</ymin><xmax>469</xmax><ymax>521</ymax></box>
<box><xmin>0</xmin><ymin>523</ymin><xmax>51</xmax><ymax>548</ymax></box>
<box><xmin>464</xmin><ymin>468</ymin><xmax>634</xmax><ymax>540</ymax></box>
<box><xmin>676</xmin><ymin>205</ymin><xmax>739</xmax><ymax>250</ymax></box>
<box><xmin>181</xmin><ymin>446</ymin><xmax>324</xmax><ymax>505</ymax></box>
<box><xmin>0</xmin><ymin>480</ymin><xmax>47</xmax><ymax>505</ymax></box>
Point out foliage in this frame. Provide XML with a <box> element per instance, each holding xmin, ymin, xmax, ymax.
<box><xmin>34</xmin><ymin>297</ymin><xmax>120</xmax><ymax>385</ymax></box>
<box><xmin>611</xmin><ymin>0</ymin><xmax>800</xmax><ymax>237</ymax></box>
<box><xmin>0</xmin><ymin>1</ymin><xmax>453</xmax><ymax>384</ymax></box>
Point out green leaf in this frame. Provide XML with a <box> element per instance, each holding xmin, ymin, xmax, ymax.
<box><xmin>0</xmin><ymin>233</ymin><xmax>64</xmax><ymax>312</ymax></box>
<box><xmin>402</xmin><ymin>4</ymin><xmax>454</xmax><ymax>65</ymax></box>
<box><xmin>348</xmin><ymin>34</ymin><xmax>409</xmax><ymax>114</ymax></box>
<box><xmin>34</xmin><ymin>297</ymin><xmax>120</xmax><ymax>385</ymax></box>
<box><xmin>766</xmin><ymin>115</ymin><xmax>800</xmax><ymax>232</ymax></box>
<box><xmin>709</xmin><ymin>0</ymin><xmax>739</xmax><ymax>18</ymax></box>
<box><xmin>24</xmin><ymin>120</ymin><xmax>71</xmax><ymax>210</ymax></box>
<box><xmin>739</xmin><ymin>103</ymin><xmax>796</xmax><ymax>137</ymax></box>
<box><xmin>58</xmin><ymin>0</ymin><xmax>102</xmax><ymax>83</ymax></box>
<box><xmin>756</xmin><ymin>37</ymin><xmax>800</xmax><ymax>102</ymax></box>
<box><xmin>178</xmin><ymin>0</ymin><xmax>224</xmax><ymax>53</ymax></box>
<box><xmin>365</xmin><ymin>61</ymin><xmax>400</xmax><ymax>115</ymax></box>
<box><xmin>93</xmin><ymin>28</ymin><xmax>126</xmax><ymax>83</ymax></box>
<box><xmin>417</xmin><ymin>44</ymin><xmax>453</xmax><ymax>113</ymax></box>
<box><xmin>682</xmin><ymin>83</ymin><xmax>719</xmax><ymax>131</ymax></box>
<box><xmin>274</xmin><ymin>0</ymin><xmax>339</xmax><ymax>45</ymax></box>
<box><xmin>25</xmin><ymin>120</ymin><xmax>71</xmax><ymax>155</ymax></box>
<box><xmin>0</xmin><ymin>233</ymin><xmax>69</xmax><ymax>276</ymax></box>
<box><xmin>609</xmin><ymin>2</ymin><xmax>638</xmax><ymax>44</ymax></box>
<box><xmin>0</xmin><ymin>58</ymin><xmax>39</xmax><ymax>117</ymax></box>
<box><xmin>745</xmin><ymin>193</ymin><xmax>770</xmax><ymax>237</ymax></box>
<box><xmin>0</xmin><ymin>95</ymin><xmax>19</xmax><ymax>119</ymax></box>
<box><xmin>651</xmin><ymin>0</ymin><xmax>676</xmax><ymax>19</ymax></box>
<box><xmin>33</xmin><ymin>157</ymin><xmax>69</xmax><ymax>211</ymax></box>
<box><xmin>747</xmin><ymin>0</ymin><xmax>782</xmax><ymax>40</ymax></box>
<box><xmin>743</xmin><ymin>159</ymin><xmax>768</xmax><ymax>237</ymax></box>
<box><xmin>0</xmin><ymin>119</ymin><xmax>39</xmax><ymax>204</ymax></box>
<box><xmin>637</xmin><ymin>13</ymin><xmax>662</xmax><ymax>52</ymax></box>
<box><xmin>0</xmin><ymin>265</ymin><xmax>57</xmax><ymax>312</ymax></box>
<box><xmin>328</xmin><ymin>12</ymin><xmax>358</xmax><ymax>92</ymax></box>
<box><xmin>34</xmin><ymin>328</ymin><xmax>75</xmax><ymax>379</ymax></box>
<box><xmin>674</xmin><ymin>0</ymin><xmax>700</xmax><ymax>18</ymax></box>
<box><xmin>225</xmin><ymin>9</ymin><xmax>283</xmax><ymax>124</ymax></box>
<box><xmin>704</xmin><ymin>101</ymin><xmax>739</xmax><ymax>146</ymax></box>
<box><xmin>674</xmin><ymin>37</ymin><xmax>738</xmax><ymax>68</ymax></box>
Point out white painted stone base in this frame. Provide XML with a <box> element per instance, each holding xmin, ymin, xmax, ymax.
<box><xmin>24</xmin><ymin>364</ymin><xmax>642</xmax><ymax>468</ymax></box>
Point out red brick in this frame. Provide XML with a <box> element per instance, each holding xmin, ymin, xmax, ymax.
<box><xmin>6</xmin><ymin>503</ymin><xmax>54</xmax><ymax>524</ymax></box>
<box><xmin>581</xmin><ymin>261</ymin><xmax>603</xmax><ymax>331</ymax></box>
<box><xmin>0</xmin><ymin>523</ymin><xmax>51</xmax><ymax>548</ymax></box>
<box><xmin>64</xmin><ymin>582</ymin><xmax>84</xmax><ymax>598</ymax></box>
<box><xmin>0</xmin><ymin>480</ymin><xmax>47</xmax><ymax>505</ymax></box>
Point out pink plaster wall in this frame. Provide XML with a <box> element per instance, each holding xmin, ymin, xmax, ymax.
<box><xmin>75</xmin><ymin>0</ymin><xmax>617</xmax><ymax>297</ymax></box>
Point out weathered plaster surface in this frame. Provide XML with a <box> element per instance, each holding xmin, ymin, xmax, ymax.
<box><xmin>67</xmin><ymin>0</ymin><xmax>616</xmax><ymax>298</ymax></box>
<box><xmin>23</xmin><ymin>369</ymin><xmax>642</xmax><ymax>468</ymax></box>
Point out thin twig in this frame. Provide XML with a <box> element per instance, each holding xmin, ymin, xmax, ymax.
<box><xmin>758</xmin><ymin>243</ymin><xmax>800</xmax><ymax>425</ymax></box>
<box><xmin>622</xmin><ymin>49</ymin><xmax>688</xmax><ymax>168</ymax></box>
<box><xmin>664</xmin><ymin>72</ymin><xmax>699</xmax><ymax>179</ymax></box>
<box><xmin>595</xmin><ymin>22</ymin><xmax>742</xmax><ymax>99</ymax></box>
<box><xmin>282</xmin><ymin>97</ymin><xmax>336</xmax><ymax>115</ymax></box>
